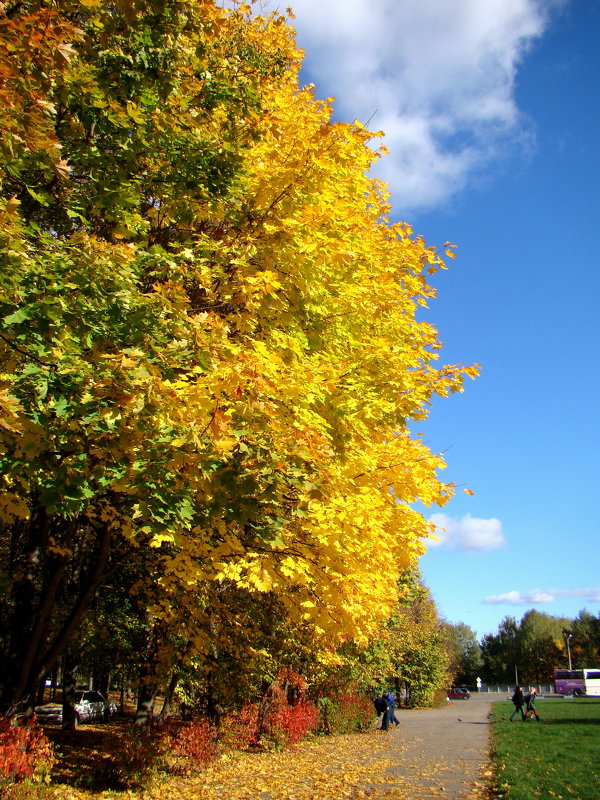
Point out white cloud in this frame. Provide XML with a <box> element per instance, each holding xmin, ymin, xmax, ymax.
<box><xmin>272</xmin><ymin>0</ymin><xmax>563</xmax><ymax>213</ymax></box>
<box><xmin>427</xmin><ymin>512</ymin><xmax>505</xmax><ymax>552</ymax></box>
<box><xmin>483</xmin><ymin>588</ymin><xmax>600</xmax><ymax>605</ymax></box>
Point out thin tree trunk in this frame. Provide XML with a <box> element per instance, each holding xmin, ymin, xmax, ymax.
<box><xmin>98</xmin><ymin>670</ymin><xmax>111</xmax><ymax>699</ymax></box>
<box><xmin>31</xmin><ymin>522</ymin><xmax>114</xmax><ymax>693</ymax></box>
<box><xmin>12</xmin><ymin>535</ymin><xmax>74</xmax><ymax>709</ymax></box>
<box><xmin>134</xmin><ymin>620</ymin><xmax>160</xmax><ymax>726</ymax></box>
<box><xmin>61</xmin><ymin>651</ymin><xmax>80</xmax><ymax>731</ymax></box>
<box><xmin>0</xmin><ymin>506</ymin><xmax>49</xmax><ymax>714</ymax></box>
<box><xmin>159</xmin><ymin>673</ymin><xmax>179</xmax><ymax>720</ymax></box>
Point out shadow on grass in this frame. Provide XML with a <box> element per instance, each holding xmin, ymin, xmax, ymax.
<box><xmin>541</xmin><ymin>717</ymin><xmax>600</xmax><ymax>725</ymax></box>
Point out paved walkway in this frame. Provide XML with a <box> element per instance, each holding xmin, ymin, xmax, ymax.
<box><xmin>366</xmin><ymin>694</ymin><xmax>503</xmax><ymax>799</ymax></box>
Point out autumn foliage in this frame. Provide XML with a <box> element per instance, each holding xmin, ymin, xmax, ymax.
<box><xmin>220</xmin><ymin>669</ymin><xmax>319</xmax><ymax>751</ymax></box>
<box><xmin>109</xmin><ymin>674</ymin><xmax>318</xmax><ymax>787</ymax></box>
<box><xmin>0</xmin><ymin>716</ymin><xmax>54</xmax><ymax>783</ymax></box>
<box><xmin>0</xmin><ymin>0</ymin><xmax>477</xmax><ymax>719</ymax></box>
<box><xmin>110</xmin><ymin>718</ymin><xmax>219</xmax><ymax>786</ymax></box>
<box><xmin>317</xmin><ymin>695</ymin><xmax>375</xmax><ymax>735</ymax></box>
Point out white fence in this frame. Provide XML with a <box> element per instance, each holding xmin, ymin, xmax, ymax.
<box><xmin>478</xmin><ymin>684</ymin><xmax>552</xmax><ymax>694</ymax></box>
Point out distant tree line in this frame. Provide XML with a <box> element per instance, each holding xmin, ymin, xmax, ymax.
<box><xmin>479</xmin><ymin>609</ymin><xmax>600</xmax><ymax>685</ymax></box>
<box><xmin>443</xmin><ymin>609</ymin><xmax>600</xmax><ymax>688</ymax></box>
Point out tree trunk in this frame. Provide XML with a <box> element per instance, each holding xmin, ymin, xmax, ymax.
<box><xmin>0</xmin><ymin>517</ymin><xmax>114</xmax><ymax>716</ymax></box>
<box><xmin>35</xmin><ymin>679</ymin><xmax>45</xmax><ymax>707</ymax></box>
<box><xmin>34</xmin><ymin>522</ymin><xmax>114</xmax><ymax>684</ymax></box>
<box><xmin>97</xmin><ymin>670</ymin><xmax>111</xmax><ymax>698</ymax></box>
<box><xmin>135</xmin><ymin>684</ymin><xmax>158</xmax><ymax>726</ymax></box>
<box><xmin>160</xmin><ymin>673</ymin><xmax>179</xmax><ymax>720</ymax></box>
<box><xmin>61</xmin><ymin>651</ymin><xmax>80</xmax><ymax>731</ymax></box>
<box><xmin>134</xmin><ymin>621</ymin><xmax>160</xmax><ymax>726</ymax></box>
<box><xmin>0</xmin><ymin>508</ymin><xmax>49</xmax><ymax>714</ymax></box>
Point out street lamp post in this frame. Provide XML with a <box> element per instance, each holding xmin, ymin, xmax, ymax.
<box><xmin>564</xmin><ymin>633</ymin><xmax>573</xmax><ymax>670</ymax></box>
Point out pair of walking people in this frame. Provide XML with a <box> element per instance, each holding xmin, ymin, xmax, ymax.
<box><xmin>510</xmin><ymin>685</ymin><xmax>540</xmax><ymax>721</ymax></box>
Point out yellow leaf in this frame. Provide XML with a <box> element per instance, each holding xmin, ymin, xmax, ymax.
<box><xmin>5</xmin><ymin>196</ymin><xmax>21</xmax><ymax>214</ymax></box>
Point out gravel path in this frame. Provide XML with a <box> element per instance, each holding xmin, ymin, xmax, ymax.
<box><xmin>364</xmin><ymin>693</ymin><xmax>504</xmax><ymax>799</ymax></box>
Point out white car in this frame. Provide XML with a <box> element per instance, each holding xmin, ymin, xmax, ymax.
<box><xmin>35</xmin><ymin>690</ymin><xmax>117</xmax><ymax>725</ymax></box>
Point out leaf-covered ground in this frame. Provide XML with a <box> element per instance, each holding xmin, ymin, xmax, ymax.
<box><xmin>46</xmin><ymin>725</ymin><xmax>490</xmax><ymax>800</ymax></box>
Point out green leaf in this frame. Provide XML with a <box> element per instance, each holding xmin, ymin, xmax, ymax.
<box><xmin>52</xmin><ymin>397</ymin><xmax>69</xmax><ymax>417</ymax></box>
<box><xmin>26</xmin><ymin>186</ymin><xmax>51</xmax><ymax>206</ymax></box>
<box><xmin>3</xmin><ymin>308</ymin><xmax>31</xmax><ymax>324</ymax></box>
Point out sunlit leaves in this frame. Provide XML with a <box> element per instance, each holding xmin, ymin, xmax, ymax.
<box><xmin>0</xmin><ymin>0</ymin><xmax>478</xmax><ymax>705</ymax></box>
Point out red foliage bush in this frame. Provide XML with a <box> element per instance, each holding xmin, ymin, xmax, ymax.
<box><xmin>255</xmin><ymin>669</ymin><xmax>319</xmax><ymax>750</ymax></box>
<box><xmin>220</xmin><ymin>702</ymin><xmax>261</xmax><ymax>750</ymax></box>
<box><xmin>168</xmin><ymin>718</ymin><xmax>218</xmax><ymax>770</ymax></box>
<box><xmin>269</xmin><ymin>697</ymin><xmax>319</xmax><ymax>746</ymax></box>
<box><xmin>328</xmin><ymin>694</ymin><xmax>374</xmax><ymax>733</ymax></box>
<box><xmin>110</xmin><ymin>718</ymin><xmax>218</xmax><ymax>786</ymax></box>
<box><xmin>219</xmin><ymin>669</ymin><xmax>318</xmax><ymax>752</ymax></box>
<box><xmin>0</xmin><ymin>715</ymin><xmax>55</xmax><ymax>783</ymax></box>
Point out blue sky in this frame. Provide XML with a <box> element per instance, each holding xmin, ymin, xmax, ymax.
<box><xmin>285</xmin><ymin>0</ymin><xmax>600</xmax><ymax>638</ymax></box>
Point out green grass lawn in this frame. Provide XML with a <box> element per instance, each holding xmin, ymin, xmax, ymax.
<box><xmin>491</xmin><ymin>697</ymin><xmax>600</xmax><ymax>800</ymax></box>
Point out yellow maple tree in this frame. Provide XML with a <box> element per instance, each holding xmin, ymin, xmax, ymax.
<box><xmin>0</xmin><ymin>1</ymin><xmax>478</xmax><ymax>711</ymax></box>
<box><xmin>172</xmin><ymin>9</ymin><xmax>479</xmax><ymax>645</ymax></box>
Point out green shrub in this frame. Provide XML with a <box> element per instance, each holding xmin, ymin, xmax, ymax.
<box><xmin>317</xmin><ymin>694</ymin><xmax>374</xmax><ymax>735</ymax></box>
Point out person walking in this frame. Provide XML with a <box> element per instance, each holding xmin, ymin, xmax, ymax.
<box><xmin>510</xmin><ymin>686</ymin><xmax>525</xmax><ymax>721</ymax></box>
<box><xmin>385</xmin><ymin>690</ymin><xmax>400</xmax><ymax>726</ymax></box>
<box><xmin>524</xmin><ymin>687</ymin><xmax>540</xmax><ymax>721</ymax></box>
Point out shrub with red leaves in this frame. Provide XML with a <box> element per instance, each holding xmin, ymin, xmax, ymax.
<box><xmin>220</xmin><ymin>702</ymin><xmax>261</xmax><ymax>751</ymax></box>
<box><xmin>318</xmin><ymin>694</ymin><xmax>374</xmax><ymax>734</ymax></box>
<box><xmin>270</xmin><ymin>697</ymin><xmax>319</xmax><ymax>747</ymax></box>
<box><xmin>255</xmin><ymin>669</ymin><xmax>319</xmax><ymax>750</ymax></box>
<box><xmin>169</xmin><ymin>718</ymin><xmax>218</xmax><ymax>771</ymax></box>
<box><xmin>219</xmin><ymin>669</ymin><xmax>318</xmax><ymax>752</ymax></box>
<box><xmin>0</xmin><ymin>715</ymin><xmax>55</xmax><ymax>783</ymax></box>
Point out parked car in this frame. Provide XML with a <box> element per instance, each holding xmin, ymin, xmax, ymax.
<box><xmin>35</xmin><ymin>691</ymin><xmax>117</xmax><ymax>725</ymax></box>
<box><xmin>447</xmin><ymin>687</ymin><xmax>471</xmax><ymax>700</ymax></box>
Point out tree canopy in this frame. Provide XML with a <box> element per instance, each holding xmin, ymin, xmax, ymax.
<box><xmin>442</xmin><ymin>621</ymin><xmax>483</xmax><ymax>686</ymax></box>
<box><xmin>0</xmin><ymin>0</ymin><xmax>478</xmax><ymax>714</ymax></box>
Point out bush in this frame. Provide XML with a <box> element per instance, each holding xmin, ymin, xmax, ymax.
<box><xmin>221</xmin><ymin>694</ymin><xmax>319</xmax><ymax>752</ymax></box>
<box><xmin>219</xmin><ymin>703</ymin><xmax>261</xmax><ymax>751</ymax></box>
<box><xmin>0</xmin><ymin>716</ymin><xmax>55</xmax><ymax>784</ymax></box>
<box><xmin>167</xmin><ymin>718</ymin><xmax>218</xmax><ymax>774</ymax></box>
<box><xmin>269</xmin><ymin>697</ymin><xmax>319</xmax><ymax>748</ymax></box>
<box><xmin>106</xmin><ymin>724</ymin><xmax>168</xmax><ymax>789</ymax></box>
<box><xmin>107</xmin><ymin>718</ymin><xmax>220</xmax><ymax>787</ymax></box>
<box><xmin>431</xmin><ymin>688</ymin><xmax>450</xmax><ymax>707</ymax></box>
<box><xmin>1</xmin><ymin>780</ymin><xmax>55</xmax><ymax>800</ymax></box>
<box><xmin>219</xmin><ymin>669</ymin><xmax>319</xmax><ymax>752</ymax></box>
<box><xmin>317</xmin><ymin>694</ymin><xmax>374</xmax><ymax>735</ymax></box>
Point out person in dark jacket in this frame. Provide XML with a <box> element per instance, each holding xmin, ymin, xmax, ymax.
<box><xmin>524</xmin><ymin>687</ymin><xmax>540</xmax><ymax>720</ymax></box>
<box><xmin>510</xmin><ymin>686</ymin><xmax>525</xmax><ymax>721</ymax></box>
<box><xmin>373</xmin><ymin>695</ymin><xmax>389</xmax><ymax>729</ymax></box>
<box><xmin>384</xmin><ymin>690</ymin><xmax>400</xmax><ymax>726</ymax></box>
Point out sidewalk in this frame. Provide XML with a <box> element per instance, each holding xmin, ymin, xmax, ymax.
<box><xmin>367</xmin><ymin>694</ymin><xmax>498</xmax><ymax>799</ymax></box>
